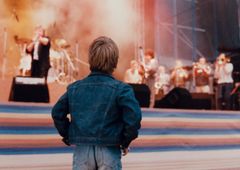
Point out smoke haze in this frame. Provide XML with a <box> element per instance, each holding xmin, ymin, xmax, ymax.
<box><xmin>0</xmin><ymin>0</ymin><xmax>141</xmax><ymax>79</ymax></box>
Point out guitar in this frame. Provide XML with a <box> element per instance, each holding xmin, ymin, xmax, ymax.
<box><xmin>138</xmin><ymin>47</ymin><xmax>158</xmax><ymax>79</ymax></box>
<box><xmin>231</xmin><ymin>83</ymin><xmax>240</xmax><ymax>95</ymax></box>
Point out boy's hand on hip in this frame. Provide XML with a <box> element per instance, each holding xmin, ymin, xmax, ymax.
<box><xmin>122</xmin><ymin>147</ymin><xmax>130</xmax><ymax>156</ymax></box>
<box><xmin>62</xmin><ymin>138</ymin><xmax>70</xmax><ymax>146</ymax></box>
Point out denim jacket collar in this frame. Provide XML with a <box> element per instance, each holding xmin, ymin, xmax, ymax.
<box><xmin>88</xmin><ymin>71</ymin><xmax>115</xmax><ymax>80</ymax></box>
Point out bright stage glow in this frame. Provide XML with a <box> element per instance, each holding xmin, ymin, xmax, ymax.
<box><xmin>31</xmin><ymin>8</ymin><xmax>56</xmax><ymax>29</ymax></box>
<box><xmin>0</xmin><ymin>0</ymin><xmax>141</xmax><ymax>79</ymax></box>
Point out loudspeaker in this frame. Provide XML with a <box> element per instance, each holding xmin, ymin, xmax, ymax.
<box><xmin>129</xmin><ymin>83</ymin><xmax>150</xmax><ymax>107</ymax></box>
<box><xmin>191</xmin><ymin>93</ymin><xmax>215</xmax><ymax>110</ymax></box>
<box><xmin>154</xmin><ymin>87</ymin><xmax>192</xmax><ymax>109</ymax></box>
<box><xmin>9</xmin><ymin>76</ymin><xmax>50</xmax><ymax>103</ymax></box>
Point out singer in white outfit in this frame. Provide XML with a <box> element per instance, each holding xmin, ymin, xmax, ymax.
<box><xmin>214</xmin><ymin>53</ymin><xmax>234</xmax><ymax>110</ymax></box>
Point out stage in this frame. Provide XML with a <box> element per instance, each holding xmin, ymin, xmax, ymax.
<box><xmin>0</xmin><ymin>78</ymin><xmax>67</xmax><ymax>105</ymax></box>
<box><xmin>0</xmin><ymin>0</ymin><xmax>240</xmax><ymax>168</ymax></box>
<box><xmin>1</xmin><ymin>103</ymin><xmax>240</xmax><ymax>169</ymax></box>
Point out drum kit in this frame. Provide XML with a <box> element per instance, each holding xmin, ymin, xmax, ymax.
<box><xmin>48</xmin><ymin>38</ymin><xmax>77</xmax><ymax>84</ymax></box>
<box><xmin>15</xmin><ymin>36</ymin><xmax>78</xmax><ymax>85</ymax></box>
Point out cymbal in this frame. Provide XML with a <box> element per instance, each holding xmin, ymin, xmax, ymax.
<box><xmin>55</xmin><ymin>39</ymin><xmax>70</xmax><ymax>48</ymax></box>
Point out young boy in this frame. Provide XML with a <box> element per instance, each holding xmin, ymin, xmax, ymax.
<box><xmin>52</xmin><ymin>36</ymin><xmax>142</xmax><ymax>170</ymax></box>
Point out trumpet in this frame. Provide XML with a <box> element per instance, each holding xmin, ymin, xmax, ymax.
<box><xmin>216</xmin><ymin>56</ymin><xmax>230</xmax><ymax>65</ymax></box>
<box><xmin>193</xmin><ymin>62</ymin><xmax>204</xmax><ymax>69</ymax></box>
<box><xmin>154</xmin><ymin>81</ymin><xmax>163</xmax><ymax>89</ymax></box>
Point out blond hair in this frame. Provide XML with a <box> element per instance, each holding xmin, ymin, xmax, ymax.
<box><xmin>88</xmin><ymin>36</ymin><xmax>119</xmax><ymax>74</ymax></box>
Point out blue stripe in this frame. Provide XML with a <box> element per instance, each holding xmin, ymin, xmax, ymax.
<box><xmin>1</xmin><ymin>145</ymin><xmax>240</xmax><ymax>155</ymax></box>
<box><xmin>142</xmin><ymin>112</ymin><xmax>240</xmax><ymax>119</ymax></box>
<box><xmin>131</xmin><ymin>145</ymin><xmax>240</xmax><ymax>153</ymax></box>
<box><xmin>0</xmin><ymin>126</ymin><xmax>57</xmax><ymax>134</ymax></box>
<box><xmin>0</xmin><ymin>147</ymin><xmax>73</xmax><ymax>155</ymax></box>
<box><xmin>1</xmin><ymin>126</ymin><xmax>240</xmax><ymax>135</ymax></box>
<box><xmin>1</xmin><ymin>110</ymin><xmax>240</xmax><ymax>119</ymax></box>
<box><xmin>1</xmin><ymin>104</ymin><xmax>239</xmax><ymax>119</ymax></box>
<box><xmin>0</xmin><ymin>104</ymin><xmax>52</xmax><ymax>114</ymax></box>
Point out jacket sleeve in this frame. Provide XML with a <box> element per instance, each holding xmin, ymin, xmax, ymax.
<box><xmin>117</xmin><ymin>84</ymin><xmax>142</xmax><ymax>148</ymax></box>
<box><xmin>51</xmin><ymin>91</ymin><xmax>70</xmax><ymax>138</ymax></box>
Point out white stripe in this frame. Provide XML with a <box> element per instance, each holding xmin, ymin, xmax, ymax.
<box><xmin>1</xmin><ymin>150</ymin><xmax>240</xmax><ymax>170</ymax></box>
<box><xmin>2</xmin><ymin>134</ymin><xmax>240</xmax><ymax>140</ymax></box>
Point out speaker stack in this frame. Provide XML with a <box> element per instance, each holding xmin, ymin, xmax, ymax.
<box><xmin>9</xmin><ymin>76</ymin><xmax>50</xmax><ymax>103</ymax></box>
<box><xmin>128</xmin><ymin>83</ymin><xmax>150</xmax><ymax>108</ymax></box>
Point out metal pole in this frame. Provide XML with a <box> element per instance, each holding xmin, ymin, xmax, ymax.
<box><xmin>75</xmin><ymin>40</ymin><xmax>80</xmax><ymax>75</ymax></box>
<box><xmin>213</xmin><ymin>0</ymin><xmax>218</xmax><ymax>58</ymax></box>
<box><xmin>173</xmin><ymin>0</ymin><xmax>178</xmax><ymax>59</ymax></box>
<box><xmin>141</xmin><ymin>0</ymin><xmax>145</xmax><ymax>49</ymax></box>
<box><xmin>136</xmin><ymin>0</ymin><xmax>144</xmax><ymax>62</ymax></box>
<box><xmin>154</xmin><ymin>0</ymin><xmax>161</xmax><ymax>62</ymax></box>
<box><xmin>75</xmin><ymin>41</ymin><xmax>79</xmax><ymax>60</ymax></box>
<box><xmin>1</xmin><ymin>27</ymin><xmax>8</xmax><ymax>80</ymax></box>
<box><xmin>192</xmin><ymin>0</ymin><xmax>197</xmax><ymax>61</ymax></box>
<box><xmin>134</xmin><ymin>0</ymin><xmax>139</xmax><ymax>61</ymax></box>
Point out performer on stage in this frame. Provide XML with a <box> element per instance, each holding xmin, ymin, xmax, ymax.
<box><xmin>214</xmin><ymin>53</ymin><xmax>234</xmax><ymax>110</ymax></box>
<box><xmin>124</xmin><ymin>60</ymin><xmax>143</xmax><ymax>84</ymax></box>
<box><xmin>154</xmin><ymin>65</ymin><xmax>170</xmax><ymax>96</ymax></box>
<box><xmin>143</xmin><ymin>49</ymin><xmax>158</xmax><ymax>108</ymax></box>
<box><xmin>170</xmin><ymin>60</ymin><xmax>188</xmax><ymax>88</ymax></box>
<box><xmin>193</xmin><ymin>57</ymin><xmax>211</xmax><ymax>93</ymax></box>
<box><xmin>26</xmin><ymin>26</ymin><xmax>51</xmax><ymax>79</ymax></box>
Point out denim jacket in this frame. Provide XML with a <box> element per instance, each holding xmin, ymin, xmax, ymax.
<box><xmin>52</xmin><ymin>71</ymin><xmax>142</xmax><ymax>148</ymax></box>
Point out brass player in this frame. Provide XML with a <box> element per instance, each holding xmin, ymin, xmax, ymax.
<box><xmin>193</xmin><ymin>57</ymin><xmax>211</xmax><ymax>93</ymax></box>
<box><xmin>124</xmin><ymin>60</ymin><xmax>144</xmax><ymax>84</ymax></box>
<box><xmin>170</xmin><ymin>60</ymin><xmax>188</xmax><ymax>88</ymax></box>
<box><xmin>214</xmin><ymin>53</ymin><xmax>234</xmax><ymax>110</ymax></box>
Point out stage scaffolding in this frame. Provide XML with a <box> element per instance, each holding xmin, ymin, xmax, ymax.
<box><xmin>154</xmin><ymin>0</ymin><xmax>240</xmax><ymax>67</ymax></box>
<box><xmin>134</xmin><ymin>0</ymin><xmax>145</xmax><ymax>62</ymax></box>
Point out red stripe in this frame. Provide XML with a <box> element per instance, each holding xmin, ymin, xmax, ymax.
<box><xmin>0</xmin><ymin>118</ymin><xmax>53</xmax><ymax>127</ymax></box>
<box><xmin>1</xmin><ymin>137</ymin><xmax>240</xmax><ymax>148</ymax></box>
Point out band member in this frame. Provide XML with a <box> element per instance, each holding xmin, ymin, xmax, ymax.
<box><xmin>143</xmin><ymin>49</ymin><xmax>158</xmax><ymax>108</ymax></box>
<box><xmin>17</xmin><ymin>43</ymin><xmax>32</xmax><ymax>76</ymax></box>
<box><xmin>26</xmin><ymin>26</ymin><xmax>51</xmax><ymax>79</ymax></box>
<box><xmin>170</xmin><ymin>60</ymin><xmax>188</xmax><ymax>88</ymax></box>
<box><xmin>193</xmin><ymin>57</ymin><xmax>211</xmax><ymax>93</ymax></box>
<box><xmin>14</xmin><ymin>36</ymin><xmax>32</xmax><ymax>76</ymax></box>
<box><xmin>19</xmin><ymin>52</ymin><xmax>32</xmax><ymax>76</ymax></box>
<box><xmin>231</xmin><ymin>82</ymin><xmax>240</xmax><ymax>110</ymax></box>
<box><xmin>155</xmin><ymin>65</ymin><xmax>170</xmax><ymax>96</ymax></box>
<box><xmin>124</xmin><ymin>60</ymin><xmax>143</xmax><ymax>84</ymax></box>
<box><xmin>214</xmin><ymin>53</ymin><xmax>234</xmax><ymax>110</ymax></box>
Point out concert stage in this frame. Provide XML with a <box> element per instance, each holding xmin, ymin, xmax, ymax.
<box><xmin>1</xmin><ymin>103</ymin><xmax>240</xmax><ymax>169</ymax></box>
<box><xmin>0</xmin><ymin>78</ymin><xmax>67</xmax><ymax>105</ymax></box>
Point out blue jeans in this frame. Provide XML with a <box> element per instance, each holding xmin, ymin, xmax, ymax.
<box><xmin>73</xmin><ymin>145</ymin><xmax>122</xmax><ymax>170</ymax></box>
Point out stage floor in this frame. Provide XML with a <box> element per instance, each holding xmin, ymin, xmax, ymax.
<box><xmin>1</xmin><ymin>104</ymin><xmax>240</xmax><ymax>169</ymax></box>
<box><xmin>1</xmin><ymin>149</ymin><xmax>240</xmax><ymax>170</ymax></box>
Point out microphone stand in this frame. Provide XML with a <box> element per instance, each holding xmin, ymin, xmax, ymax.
<box><xmin>1</xmin><ymin>27</ymin><xmax>8</xmax><ymax>80</ymax></box>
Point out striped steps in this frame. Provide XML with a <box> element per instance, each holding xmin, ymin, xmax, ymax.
<box><xmin>1</xmin><ymin>104</ymin><xmax>240</xmax><ymax>155</ymax></box>
<box><xmin>1</xmin><ymin>104</ymin><xmax>240</xmax><ymax>170</ymax></box>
